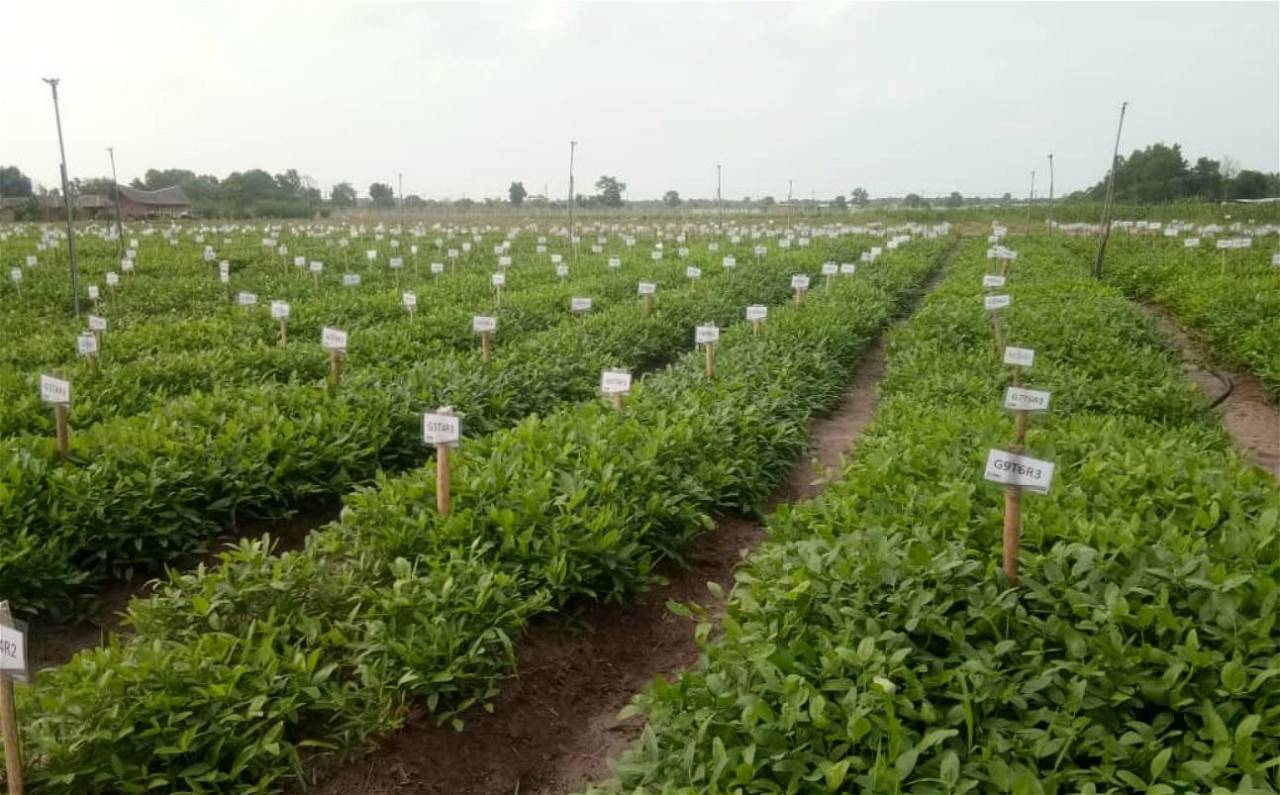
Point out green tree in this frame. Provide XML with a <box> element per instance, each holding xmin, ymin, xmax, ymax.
<box><xmin>455</xmin><ymin>197</ymin><xmax>475</xmax><ymax>210</ymax></box>
<box><xmin>832</xmin><ymin>195</ymin><xmax>847</xmax><ymax>210</ymax></box>
<box><xmin>663</xmin><ymin>190</ymin><xmax>682</xmax><ymax>207</ymax></box>
<box><xmin>330</xmin><ymin>182</ymin><xmax>357</xmax><ymax>207</ymax></box>
<box><xmin>1229</xmin><ymin>170</ymin><xmax>1271</xmax><ymax>200</ymax></box>
<box><xmin>903</xmin><ymin>193</ymin><xmax>926</xmax><ymax>209</ymax></box>
<box><xmin>404</xmin><ymin>194</ymin><xmax>426</xmax><ymax>207</ymax></box>
<box><xmin>274</xmin><ymin>169</ymin><xmax>303</xmax><ymax>196</ymax></box>
<box><xmin>595</xmin><ymin>175</ymin><xmax>626</xmax><ymax>207</ymax></box>
<box><xmin>1187</xmin><ymin>157</ymin><xmax>1224</xmax><ymax>201</ymax></box>
<box><xmin>945</xmin><ymin>191</ymin><xmax>963</xmax><ymax>208</ymax></box>
<box><xmin>1</xmin><ymin>166</ymin><xmax>35</xmax><ymax>197</ymax></box>
<box><xmin>71</xmin><ymin>176</ymin><xmax>117</xmax><ymax>197</ymax></box>
<box><xmin>508</xmin><ymin>181</ymin><xmax>527</xmax><ymax>206</ymax></box>
<box><xmin>369</xmin><ymin>182</ymin><xmax>396</xmax><ymax>207</ymax></box>
<box><xmin>760</xmin><ymin>195</ymin><xmax>776</xmax><ymax>208</ymax></box>
<box><xmin>849</xmin><ymin>187</ymin><xmax>869</xmax><ymax>207</ymax></box>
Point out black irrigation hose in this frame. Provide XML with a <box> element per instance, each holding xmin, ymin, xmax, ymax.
<box><xmin>1204</xmin><ymin>367</ymin><xmax>1234</xmax><ymax>409</ymax></box>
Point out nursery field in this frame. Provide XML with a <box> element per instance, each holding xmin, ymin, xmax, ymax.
<box><xmin>0</xmin><ymin>216</ymin><xmax>1276</xmax><ymax>794</ymax></box>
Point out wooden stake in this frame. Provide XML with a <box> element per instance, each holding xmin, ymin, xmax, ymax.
<box><xmin>704</xmin><ymin>342</ymin><xmax>715</xmax><ymax>377</ymax></box>
<box><xmin>1002</xmin><ymin>473</ymin><xmax>1022</xmax><ymax>587</ymax></box>
<box><xmin>434</xmin><ymin>409</ymin><xmax>453</xmax><ymax>517</ymax></box>
<box><xmin>752</xmin><ymin>319</ymin><xmax>761</xmax><ymax>336</ymax></box>
<box><xmin>481</xmin><ymin>332</ymin><xmax>491</xmax><ymax>363</ymax></box>
<box><xmin>794</xmin><ymin>288</ymin><xmax>804</xmax><ymax>306</ymax></box>
<box><xmin>329</xmin><ymin>350</ymin><xmax>341</xmax><ymax>387</ymax></box>
<box><xmin>278</xmin><ymin>318</ymin><xmax>288</xmax><ymax>346</ymax></box>
<box><xmin>992</xmin><ymin>314</ymin><xmax>1006</xmax><ymax>358</ymax></box>
<box><xmin>611</xmin><ymin>393</ymin><xmax>623</xmax><ymax>411</ymax></box>
<box><xmin>52</xmin><ymin>368</ymin><xmax>69</xmax><ymax>460</ymax></box>
<box><xmin>642</xmin><ymin>294</ymin><xmax>652</xmax><ymax>316</ymax></box>
<box><xmin>0</xmin><ymin>602</ymin><xmax>24</xmax><ymax>795</ymax></box>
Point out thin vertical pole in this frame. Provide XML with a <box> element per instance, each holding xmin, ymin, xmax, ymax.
<box><xmin>1025</xmin><ymin>171</ymin><xmax>1035</xmax><ymax>235</ymax></box>
<box><xmin>43</xmin><ymin>78</ymin><xmax>80</xmax><ymax>317</ymax></box>
<box><xmin>568</xmin><ymin>140</ymin><xmax>577</xmax><ymax>264</ymax></box>
<box><xmin>716</xmin><ymin>163</ymin><xmax>723</xmax><ymax>235</ymax></box>
<box><xmin>398</xmin><ymin>172</ymin><xmax>404</xmax><ymax>234</ymax></box>
<box><xmin>0</xmin><ymin>601</ymin><xmax>24</xmax><ymax>795</ymax></box>
<box><xmin>1047</xmin><ymin>153</ymin><xmax>1055</xmax><ymax>223</ymax></box>
<box><xmin>108</xmin><ymin>147</ymin><xmax>125</xmax><ymax>256</ymax></box>
<box><xmin>1093</xmin><ymin>101</ymin><xmax>1129</xmax><ymax>279</ymax></box>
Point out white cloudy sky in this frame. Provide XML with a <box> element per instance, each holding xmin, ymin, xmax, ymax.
<box><xmin>1</xmin><ymin>1</ymin><xmax>1276</xmax><ymax>201</ymax></box>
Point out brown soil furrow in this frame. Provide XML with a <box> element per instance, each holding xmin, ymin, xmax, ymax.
<box><xmin>1142</xmin><ymin>305</ymin><xmax>1279</xmax><ymax>476</ymax></box>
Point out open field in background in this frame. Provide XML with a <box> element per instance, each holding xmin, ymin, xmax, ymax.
<box><xmin>0</xmin><ymin>211</ymin><xmax>1276</xmax><ymax>794</ymax></box>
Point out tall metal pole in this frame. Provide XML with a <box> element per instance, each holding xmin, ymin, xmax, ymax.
<box><xmin>1092</xmin><ymin>101</ymin><xmax>1128</xmax><ymax>279</ymax></box>
<box><xmin>1047</xmin><ymin>153</ymin><xmax>1055</xmax><ymax>224</ymax></box>
<box><xmin>716</xmin><ymin>163</ymin><xmax>722</xmax><ymax>234</ymax></box>
<box><xmin>567</xmin><ymin>140</ymin><xmax>577</xmax><ymax>263</ymax></box>
<box><xmin>108</xmin><ymin>147</ymin><xmax>125</xmax><ymax>256</ymax></box>
<box><xmin>43</xmin><ymin>78</ymin><xmax>80</xmax><ymax>316</ymax></box>
<box><xmin>1025</xmin><ymin>170</ymin><xmax>1035</xmax><ymax>235</ymax></box>
<box><xmin>398</xmin><ymin>172</ymin><xmax>404</xmax><ymax>233</ymax></box>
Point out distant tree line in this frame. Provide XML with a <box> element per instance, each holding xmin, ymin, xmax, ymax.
<box><xmin>1069</xmin><ymin>143</ymin><xmax>1279</xmax><ymax>203</ymax></box>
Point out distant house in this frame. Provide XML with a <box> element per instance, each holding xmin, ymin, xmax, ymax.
<box><xmin>116</xmin><ymin>185</ymin><xmax>191</xmax><ymax>218</ymax></box>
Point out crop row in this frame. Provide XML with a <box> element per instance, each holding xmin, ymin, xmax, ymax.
<box><xmin>5</xmin><ymin>235</ymin><xmax>948</xmax><ymax>793</ymax></box>
<box><xmin>590</xmin><ymin>236</ymin><xmax>1280</xmax><ymax>793</ymax></box>
<box><xmin>1079</xmin><ymin>233</ymin><xmax>1280</xmax><ymax>399</ymax></box>
<box><xmin>0</xmin><ymin>253</ymin><xmax>722</xmax><ymax>437</ymax></box>
<box><xmin>0</xmin><ymin>242</ymin><xmax>864</xmax><ymax>619</ymax></box>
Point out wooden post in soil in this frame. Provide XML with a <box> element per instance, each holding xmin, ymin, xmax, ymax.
<box><xmin>704</xmin><ymin>342</ymin><xmax>716</xmax><ymax>377</ymax></box>
<box><xmin>52</xmin><ymin>369</ymin><xmax>69</xmax><ymax>460</ymax></box>
<box><xmin>279</xmin><ymin>317</ymin><xmax>288</xmax><ymax>346</ymax></box>
<box><xmin>0</xmin><ymin>601</ymin><xmax>24</xmax><ymax>795</ymax></box>
<box><xmin>752</xmin><ymin>318</ymin><xmax>762</xmax><ymax>336</ymax></box>
<box><xmin>1003</xmin><ymin>365</ymin><xmax>1027</xmax><ymax>586</ymax></box>
<box><xmin>992</xmin><ymin>313</ymin><xmax>1006</xmax><ymax>358</ymax></box>
<box><xmin>329</xmin><ymin>350</ymin><xmax>341</xmax><ymax>387</ymax></box>
<box><xmin>642</xmin><ymin>293</ymin><xmax>652</xmax><ymax>316</ymax></box>
<box><xmin>433</xmin><ymin>408</ymin><xmax>455</xmax><ymax>517</ymax></box>
<box><xmin>481</xmin><ymin>331</ymin><xmax>491</xmax><ymax>363</ymax></box>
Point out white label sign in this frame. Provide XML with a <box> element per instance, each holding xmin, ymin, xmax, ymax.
<box><xmin>985</xmin><ymin>294</ymin><xmax>1011</xmax><ymax>310</ymax></box>
<box><xmin>9</xmin><ymin>268</ymin><xmax>20</xmax><ymax>283</ymax></box>
<box><xmin>402</xmin><ymin>292</ymin><xmax>417</xmax><ymax>309</ymax></box>
<box><xmin>431</xmin><ymin>262</ymin><xmax>444</xmax><ymax>274</ymax></box>
<box><xmin>791</xmin><ymin>274</ymin><xmax>811</xmax><ymax>290</ymax></box>
<box><xmin>106</xmin><ymin>272</ymin><xmax>119</xmax><ymax>287</ymax></box>
<box><xmin>1183</xmin><ymin>237</ymin><xmax>1200</xmax><ymax>248</ymax></box>
<box><xmin>571</xmin><ymin>297</ymin><xmax>592</xmax><ymax>312</ymax></box>
<box><xmin>984</xmin><ymin>449</ymin><xmax>1056</xmax><ymax>495</ymax></box>
<box><xmin>0</xmin><ymin>623</ymin><xmax>25</xmax><ymax>679</ymax></box>
<box><xmin>492</xmin><ymin>272</ymin><xmax>506</xmax><ymax>287</ymax></box>
<box><xmin>390</xmin><ymin>257</ymin><xmax>404</xmax><ymax>269</ymax></box>
<box><xmin>294</xmin><ymin>256</ymin><xmax>306</xmax><ymax>267</ymax></box>
<box><xmin>498</xmin><ymin>256</ymin><xmax>512</xmax><ymax>268</ymax></box>
<box><xmin>88</xmin><ymin>285</ymin><xmax>100</xmax><ymax>301</ymax></box>
<box><xmin>821</xmin><ymin>263</ymin><xmax>838</xmax><ymax>276</ymax></box>
<box><xmin>600</xmin><ymin>369</ymin><xmax>632</xmax><ymax>395</ymax></box>
<box><xmin>238</xmin><ymin>291</ymin><xmax>258</xmax><ymax>306</ymax></box>
<box><xmin>343</xmin><ymin>273</ymin><xmax>361</xmax><ymax>286</ymax></box>
<box><xmin>686</xmin><ymin>266</ymin><xmax>702</xmax><ymax>279</ymax></box>
<box><xmin>638</xmin><ymin>281</ymin><xmax>656</xmax><ymax>295</ymax></box>
<box><xmin>322</xmin><ymin>327</ymin><xmax>348</xmax><ymax>351</ymax></box>
<box><xmin>77</xmin><ymin>332</ymin><xmax>98</xmax><ymax>356</ymax></box>
<box><xmin>271</xmin><ymin>300</ymin><xmax>290</xmax><ymax>319</ymax></box>
<box><xmin>550</xmin><ymin>253</ymin><xmax>563</xmax><ymax>264</ymax></box>
<box><xmin>310</xmin><ymin>261</ymin><xmax>323</xmax><ymax>273</ymax></box>
<box><xmin>40</xmin><ymin>374</ymin><xmax>71</xmax><ymax>404</ymax></box>
<box><xmin>722</xmin><ymin>256</ymin><xmax>736</xmax><ymax>269</ymax></box>
<box><xmin>1003</xmin><ymin>346</ymin><xmax>1035</xmax><ymax>368</ymax></box>
<box><xmin>88</xmin><ymin>315</ymin><xmax>107</xmax><ymax>332</ymax></box>
<box><xmin>983</xmin><ymin>275</ymin><xmax>1007</xmax><ymax>288</ymax></box>
<box><xmin>695</xmin><ymin>325</ymin><xmax>719</xmax><ymax>344</ymax></box>
<box><xmin>422</xmin><ymin>413</ymin><xmax>461</xmax><ymax>445</ymax></box>
<box><xmin>473</xmin><ymin>315</ymin><xmax>497</xmax><ymax>333</ymax></box>
<box><xmin>1004</xmin><ymin>386</ymin><xmax>1051</xmax><ymax>411</ymax></box>
<box><xmin>840</xmin><ymin>263</ymin><xmax>856</xmax><ymax>275</ymax></box>
<box><xmin>608</xmin><ymin>256</ymin><xmax>621</xmax><ymax>269</ymax></box>
<box><xmin>746</xmin><ymin>304</ymin><xmax>768</xmax><ymax>321</ymax></box>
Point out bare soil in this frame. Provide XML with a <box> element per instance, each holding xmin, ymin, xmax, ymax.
<box><xmin>1143</xmin><ymin>306</ymin><xmax>1280</xmax><ymax>476</ymax></box>
<box><xmin>307</xmin><ymin>341</ymin><xmax>890</xmax><ymax>795</ymax></box>
<box><xmin>27</xmin><ymin>499</ymin><xmax>341</xmax><ymax>670</ymax></box>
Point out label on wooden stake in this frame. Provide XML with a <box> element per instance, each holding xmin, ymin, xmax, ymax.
<box><xmin>686</xmin><ymin>266</ymin><xmax>702</xmax><ymax>279</ymax></box>
<box><xmin>238</xmin><ymin>292</ymin><xmax>257</xmax><ymax>306</ymax></box>
<box><xmin>1004</xmin><ymin>386</ymin><xmax>1051</xmax><ymax>411</ymax></box>
<box><xmin>840</xmin><ymin>263</ymin><xmax>856</xmax><ymax>275</ymax></box>
<box><xmin>402</xmin><ymin>292</ymin><xmax>417</xmax><ymax>309</ymax></box>
<box><xmin>491</xmin><ymin>273</ymin><xmax>506</xmax><ymax>287</ymax></box>
<box><xmin>271</xmin><ymin>301</ymin><xmax>290</xmax><ymax>319</ymax></box>
<box><xmin>88</xmin><ymin>285</ymin><xmax>100</xmax><ymax>300</ymax></box>
<box><xmin>294</xmin><ymin>256</ymin><xmax>306</xmax><ymax>267</ymax></box>
<box><xmin>985</xmin><ymin>294</ymin><xmax>1011</xmax><ymax>310</ymax></box>
<box><xmin>106</xmin><ymin>272</ymin><xmax>119</xmax><ymax>287</ymax></box>
<box><xmin>321</xmin><ymin>327</ymin><xmax>348</xmax><ymax>351</ymax></box>
<box><xmin>422</xmin><ymin>413</ymin><xmax>461</xmax><ymax>445</ymax></box>
<box><xmin>310</xmin><ymin>261</ymin><xmax>323</xmax><ymax>273</ymax></box>
<box><xmin>600</xmin><ymin>369</ymin><xmax>632</xmax><ymax>395</ymax></box>
<box><xmin>9</xmin><ymin>268</ymin><xmax>20</xmax><ymax>283</ymax></box>
<box><xmin>77</xmin><ymin>332</ymin><xmax>98</xmax><ymax>356</ymax></box>
<box><xmin>608</xmin><ymin>256</ymin><xmax>621</xmax><ymax>269</ymax></box>
<box><xmin>473</xmin><ymin>315</ymin><xmax>496</xmax><ymax>333</ymax></box>
<box><xmin>556</xmin><ymin>264</ymin><xmax>569</xmax><ymax>277</ymax></box>
<box><xmin>983</xmin><ymin>275</ymin><xmax>1006</xmax><ymax>288</ymax></box>
<box><xmin>722</xmin><ymin>256</ymin><xmax>736</xmax><ymax>269</ymax></box>
<box><xmin>89</xmin><ymin>315</ymin><xmax>107</xmax><ymax>332</ymax></box>
<box><xmin>791</xmin><ymin>274</ymin><xmax>810</xmax><ymax>290</ymax></box>
<box><xmin>746</xmin><ymin>304</ymin><xmax>767</xmax><ymax>321</ymax></box>
<box><xmin>571</xmin><ymin>297</ymin><xmax>592</xmax><ymax>312</ymax></box>
<box><xmin>390</xmin><ymin>257</ymin><xmax>404</xmax><ymax>269</ymax></box>
<box><xmin>431</xmin><ymin>262</ymin><xmax>444</xmax><ymax>274</ymax></box>
<box><xmin>498</xmin><ymin>256</ymin><xmax>512</xmax><ymax>268</ymax></box>
<box><xmin>343</xmin><ymin>274</ymin><xmax>361</xmax><ymax>286</ymax></box>
<box><xmin>984</xmin><ymin>449</ymin><xmax>1055</xmax><ymax>494</ymax></box>
<box><xmin>1003</xmin><ymin>346</ymin><xmax>1035</xmax><ymax>368</ymax></box>
<box><xmin>821</xmin><ymin>263</ymin><xmax>838</xmax><ymax>276</ymax></box>
<box><xmin>695</xmin><ymin>325</ymin><xmax>719</xmax><ymax>344</ymax></box>
<box><xmin>40</xmin><ymin>374</ymin><xmax>71</xmax><ymax>404</ymax></box>
<box><xmin>638</xmin><ymin>281</ymin><xmax>656</xmax><ymax>295</ymax></box>
<box><xmin>0</xmin><ymin>622</ymin><xmax>26</xmax><ymax>680</ymax></box>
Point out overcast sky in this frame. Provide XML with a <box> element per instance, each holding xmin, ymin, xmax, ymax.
<box><xmin>1</xmin><ymin>2</ymin><xmax>1276</xmax><ymax>201</ymax></box>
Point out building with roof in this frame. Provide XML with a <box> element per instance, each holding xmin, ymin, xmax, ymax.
<box><xmin>116</xmin><ymin>185</ymin><xmax>191</xmax><ymax>218</ymax></box>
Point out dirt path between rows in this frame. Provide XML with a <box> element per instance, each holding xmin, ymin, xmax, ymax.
<box><xmin>307</xmin><ymin>337</ymin><xmax>890</xmax><ymax>795</ymax></box>
<box><xmin>1142</xmin><ymin>305</ymin><xmax>1279</xmax><ymax>476</ymax></box>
